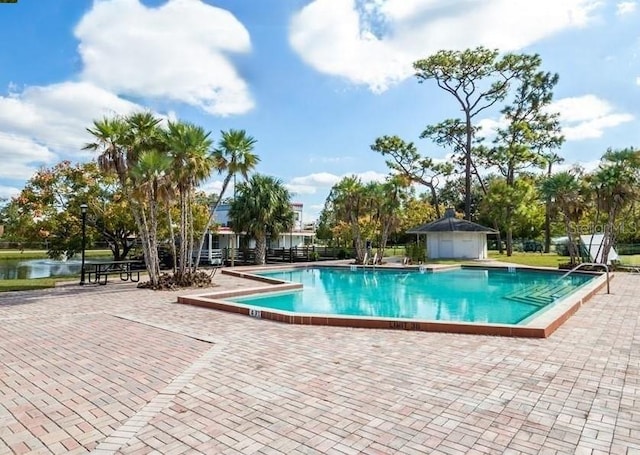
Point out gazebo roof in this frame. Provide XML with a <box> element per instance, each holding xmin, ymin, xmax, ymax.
<box><xmin>406</xmin><ymin>208</ymin><xmax>498</xmax><ymax>234</ymax></box>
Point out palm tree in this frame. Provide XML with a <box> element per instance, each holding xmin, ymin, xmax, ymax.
<box><xmin>228</xmin><ymin>174</ymin><xmax>294</xmax><ymax>265</ymax></box>
<box><xmin>326</xmin><ymin>176</ymin><xmax>368</xmax><ymax>263</ymax></box>
<box><xmin>588</xmin><ymin>148</ymin><xmax>640</xmax><ymax>263</ymax></box>
<box><xmin>540</xmin><ymin>170</ymin><xmax>587</xmax><ymax>265</ymax></box>
<box><xmin>195</xmin><ymin>129</ymin><xmax>260</xmax><ymax>268</ymax></box>
<box><xmin>365</xmin><ymin>176</ymin><xmax>410</xmax><ymax>262</ymax></box>
<box><xmin>84</xmin><ymin>112</ymin><xmax>166</xmax><ymax>286</ymax></box>
<box><xmin>84</xmin><ymin>116</ymin><xmax>130</xmax><ymax>186</ymax></box>
<box><xmin>542</xmin><ymin>152</ymin><xmax>565</xmax><ymax>253</ymax></box>
<box><xmin>129</xmin><ymin>150</ymin><xmax>173</xmax><ymax>279</ymax></box>
<box><xmin>164</xmin><ymin>121</ymin><xmax>215</xmax><ymax>278</ymax></box>
<box><xmin>215</xmin><ymin>129</ymin><xmax>260</xmax><ymax>203</ymax></box>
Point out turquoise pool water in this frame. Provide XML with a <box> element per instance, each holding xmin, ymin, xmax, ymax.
<box><xmin>231</xmin><ymin>267</ymin><xmax>595</xmax><ymax>324</ymax></box>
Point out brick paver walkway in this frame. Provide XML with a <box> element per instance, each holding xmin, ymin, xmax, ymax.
<box><xmin>0</xmin><ymin>272</ymin><xmax>639</xmax><ymax>454</ymax></box>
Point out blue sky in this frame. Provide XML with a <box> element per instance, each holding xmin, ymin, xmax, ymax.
<box><xmin>0</xmin><ymin>0</ymin><xmax>638</xmax><ymax>222</ymax></box>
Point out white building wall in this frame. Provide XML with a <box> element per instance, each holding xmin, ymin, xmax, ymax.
<box><xmin>214</xmin><ymin>204</ymin><xmax>232</xmax><ymax>227</ymax></box>
<box><xmin>426</xmin><ymin>232</ymin><xmax>488</xmax><ymax>260</ymax></box>
<box><xmin>213</xmin><ymin>203</ymin><xmax>304</xmax><ymax>230</ymax></box>
<box><xmin>206</xmin><ymin>202</ymin><xmax>312</xmax><ymax>253</ymax></box>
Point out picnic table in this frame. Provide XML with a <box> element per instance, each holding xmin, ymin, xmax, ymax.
<box><xmin>84</xmin><ymin>260</ymin><xmax>143</xmax><ymax>285</ymax></box>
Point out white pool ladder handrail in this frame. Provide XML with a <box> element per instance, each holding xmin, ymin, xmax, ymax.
<box><xmin>559</xmin><ymin>262</ymin><xmax>609</xmax><ymax>294</ymax></box>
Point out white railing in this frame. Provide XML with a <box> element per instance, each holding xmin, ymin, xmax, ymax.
<box><xmin>559</xmin><ymin>262</ymin><xmax>610</xmax><ymax>294</ymax></box>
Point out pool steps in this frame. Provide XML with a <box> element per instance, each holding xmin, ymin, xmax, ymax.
<box><xmin>504</xmin><ymin>282</ymin><xmax>575</xmax><ymax>307</ymax></box>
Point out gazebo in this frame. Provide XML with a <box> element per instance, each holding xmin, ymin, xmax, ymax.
<box><xmin>407</xmin><ymin>208</ymin><xmax>498</xmax><ymax>260</ymax></box>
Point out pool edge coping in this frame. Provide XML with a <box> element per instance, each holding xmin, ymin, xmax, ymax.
<box><xmin>177</xmin><ymin>264</ymin><xmax>611</xmax><ymax>338</ymax></box>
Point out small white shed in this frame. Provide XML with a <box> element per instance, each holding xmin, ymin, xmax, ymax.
<box><xmin>407</xmin><ymin>208</ymin><xmax>498</xmax><ymax>260</ymax></box>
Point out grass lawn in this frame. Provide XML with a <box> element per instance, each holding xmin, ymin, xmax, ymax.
<box><xmin>0</xmin><ymin>249</ymin><xmax>112</xmax><ymax>260</ymax></box>
<box><xmin>487</xmin><ymin>251</ymin><xmax>566</xmax><ymax>268</ymax></box>
<box><xmin>0</xmin><ymin>276</ymin><xmax>74</xmax><ymax>292</ymax></box>
<box><xmin>619</xmin><ymin>254</ymin><xmax>640</xmax><ymax>266</ymax></box>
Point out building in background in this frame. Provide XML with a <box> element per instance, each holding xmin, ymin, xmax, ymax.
<box><xmin>200</xmin><ymin>202</ymin><xmax>316</xmax><ymax>264</ymax></box>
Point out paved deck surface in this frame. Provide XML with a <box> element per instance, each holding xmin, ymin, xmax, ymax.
<box><xmin>0</xmin><ymin>270</ymin><xmax>639</xmax><ymax>454</ymax></box>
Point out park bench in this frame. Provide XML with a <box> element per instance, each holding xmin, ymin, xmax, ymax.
<box><xmin>84</xmin><ymin>260</ymin><xmax>142</xmax><ymax>285</ymax></box>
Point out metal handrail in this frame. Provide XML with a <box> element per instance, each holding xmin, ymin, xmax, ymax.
<box><xmin>559</xmin><ymin>262</ymin><xmax>610</xmax><ymax>294</ymax></box>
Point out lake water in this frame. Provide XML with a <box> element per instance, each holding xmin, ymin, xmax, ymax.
<box><xmin>0</xmin><ymin>258</ymin><xmax>85</xmax><ymax>280</ymax></box>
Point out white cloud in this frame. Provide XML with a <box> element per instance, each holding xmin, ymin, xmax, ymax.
<box><xmin>290</xmin><ymin>172</ymin><xmax>343</xmax><ymax>187</ymax></box>
<box><xmin>556</xmin><ymin>160</ymin><xmax>600</xmax><ymax>173</ymax></box>
<box><xmin>289</xmin><ymin>0</ymin><xmax>602</xmax><ymax>92</ymax></box>
<box><xmin>287</xmin><ymin>172</ymin><xmax>341</xmax><ymax>195</ymax></box>
<box><xmin>477</xmin><ymin>117</ymin><xmax>509</xmax><ymax>139</ymax></box>
<box><xmin>616</xmin><ymin>1</ymin><xmax>637</xmax><ymax>15</ymax></box>
<box><xmin>286</xmin><ymin>170</ymin><xmax>388</xmax><ymax>195</ymax></box>
<box><xmin>290</xmin><ymin>0</ymin><xmax>412</xmax><ymax>92</ymax></box>
<box><xmin>198</xmin><ymin>179</ymin><xmax>230</xmax><ymax>196</ymax></box>
<box><xmin>356</xmin><ymin>170</ymin><xmax>388</xmax><ymax>183</ymax></box>
<box><xmin>0</xmin><ymin>82</ymin><xmax>143</xmax><ymax>152</ymax></box>
<box><xmin>0</xmin><ymin>185</ymin><xmax>20</xmax><ymax>200</ymax></box>
<box><xmin>0</xmin><ymin>82</ymin><xmax>145</xmax><ymax>182</ymax></box>
<box><xmin>550</xmin><ymin>95</ymin><xmax>634</xmax><ymax>140</ymax></box>
<box><xmin>636</xmin><ymin>76</ymin><xmax>640</xmax><ymax>85</ymax></box>
<box><xmin>0</xmin><ymin>1</ymin><xmax>255</xmax><ymax>188</ymax></box>
<box><xmin>0</xmin><ymin>133</ymin><xmax>58</xmax><ymax>181</ymax></box>
<box><xmin>75</xmin><ymin>0</ymin><xmax>254</xmax><ymax>116</ymax></box>
<box><xmin>308</xmin><ymin>155</ymin><xmax>354</xmax><ymax>164</ymax></box>
<box><xmin>476</xmin><ymin>94</ymin><xmax>634</xmax><ymax>142</ymax></box>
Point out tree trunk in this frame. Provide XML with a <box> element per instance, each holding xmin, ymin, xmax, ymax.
<box><xmin>376</xmin><ymin>219</ymin><xmax>393</xmax><ymax>263</ymax></box>
<box><xmin>133</xmin><ymin>203</ymin><xmax>159</xmax><ymax>286</ymax></box>
<box><xmin>255</xmin><ymin>234</ymin><xmax>267</xmax><ymax>265</ymax></box>
<box><xmin>544</xmin><ymin>203</ymin><xmax>551</xmax><ymax>253</ymax></box>
<box><xmin>194</xmin><ymin>173</ymin><xmax>233</xmax><ymax>273</ymax></box>
<box><xmin>148</xmin><ymin>198</ymin><xmax>160</xmax><ymax>280</ymax></box>
<box><xmin>505</xmin><ymin>202</ymin><xmax>514</xmax><ymax>256</ymax></box>
<box><xmin>349</xmin><ymin>212</ymin><xmax>367</xmax><ymax>263</ymax></box>
<box><xmin>177</xmin><ymin>190</ymin><xmax>188</xmax><ymax>278</ymax></box>
<box><xmin>428</xmin><ymin>183</ymin><xmax>441</xmax><ymax>218</ymax></box>
<box><xmin>601</xmin><ymin>207</ymin><xmax>617</xmax><ymax>264</ymax></box>
<box><xmin>464</xmin><ymin>112</ymin><xmax>472</xmax><ymax>221</ymax></box>
<box><xmin>187</xmin><ymin>191</ymin><xmax>195</xmax><ymax>273</ymax></box>
<box><xmin>563</xmin><ymin>213</ymin><xmax>578</xmax><ymax>265</ymax></box>
<box><xmin>543</xmin><ymin>160</ymin><xmax>553</xmax><ymax>254</ymax></box>
<box><xmin>166</xmin><ymin>205</ymin><xmax>177</xmax><ymax>273</ymax></box>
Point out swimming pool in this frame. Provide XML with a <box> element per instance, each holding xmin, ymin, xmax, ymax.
<box><xmin>178</xmin><ymin>265</ymin><xmax>608</xmax><ymax>337</ymax></box>
<box><xmin>231</xmin><ymin>267</ymin><xmax>594</xmax><ymax>325</ymax></box>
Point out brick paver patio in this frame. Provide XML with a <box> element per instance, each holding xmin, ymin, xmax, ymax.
<box><xmin>0</xmin><ymin>271</ymin><xmax>639</xmax><ymax>454</ymax></box>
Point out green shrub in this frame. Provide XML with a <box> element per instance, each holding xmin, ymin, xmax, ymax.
<box><xmin>406</xmin><ymin>243</ymin><xmax>426</xmax><ymax>263</ymax></box>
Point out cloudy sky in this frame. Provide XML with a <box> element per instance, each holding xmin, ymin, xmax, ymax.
<box><xmin>0</xmin><ymin>0</ymin><xmax>638</xmax><ymax>221</ymax></box>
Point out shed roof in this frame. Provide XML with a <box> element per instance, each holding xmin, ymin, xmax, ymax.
<box><xmin>406</xmin><ymin>208</ymin><xmax>498</xmax><ymax>234</ymax></box>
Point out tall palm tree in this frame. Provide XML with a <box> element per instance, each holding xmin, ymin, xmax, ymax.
<box><xmin>540</xmin><ymin>170</ymin><xmax>587</xmax><ymax>265</ymax></box>
<box><xmin>370</xmin><ymin>175</ymin><xmax>410</xmax><ymax>262</ymax></box>
<box><xmin>84</xmin><ymin>116</ymin><xmax>130</xmax><ymax>187</ymax></box>
<box><xmin>164</xmin><ymin>121</ymin><xmax>215</xmax><ymax>278</ymax></box>
<box><xmin>129</xmin><ymin>150</ymin><xmax>173</xmax><ymax>279</ymax></box>
<box><xmin>214</xmin><ymin>129</ymin><xmax>259</xmax><ymax>204</ymax></box>
<box><xmin>588</xmin><ymin>148</ymin><xmax>640</xmax><ymax>263</ymax></box>
<box><xmin>195</xmin><ymin>129</ymin><xmax>260</xmax><ymax>268</ymax></box>
<box><xmin>327</xmin><ymin>176</ymin><xmax>368</xmax><ymax>263</ymax></box>
<box><xmin>84</xmin><ymin>112</ymin><xmax>165</xmax><ymax>286</ymax></box>
<box><xmin>542</xmin><ymin>152</ymin><xmax>565</xmax><ymax>253</ymax></box>
<box><xmin>228</xmin><ymin>174</ymin><xmax>294</xmax><ymax>265</ymax></box>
